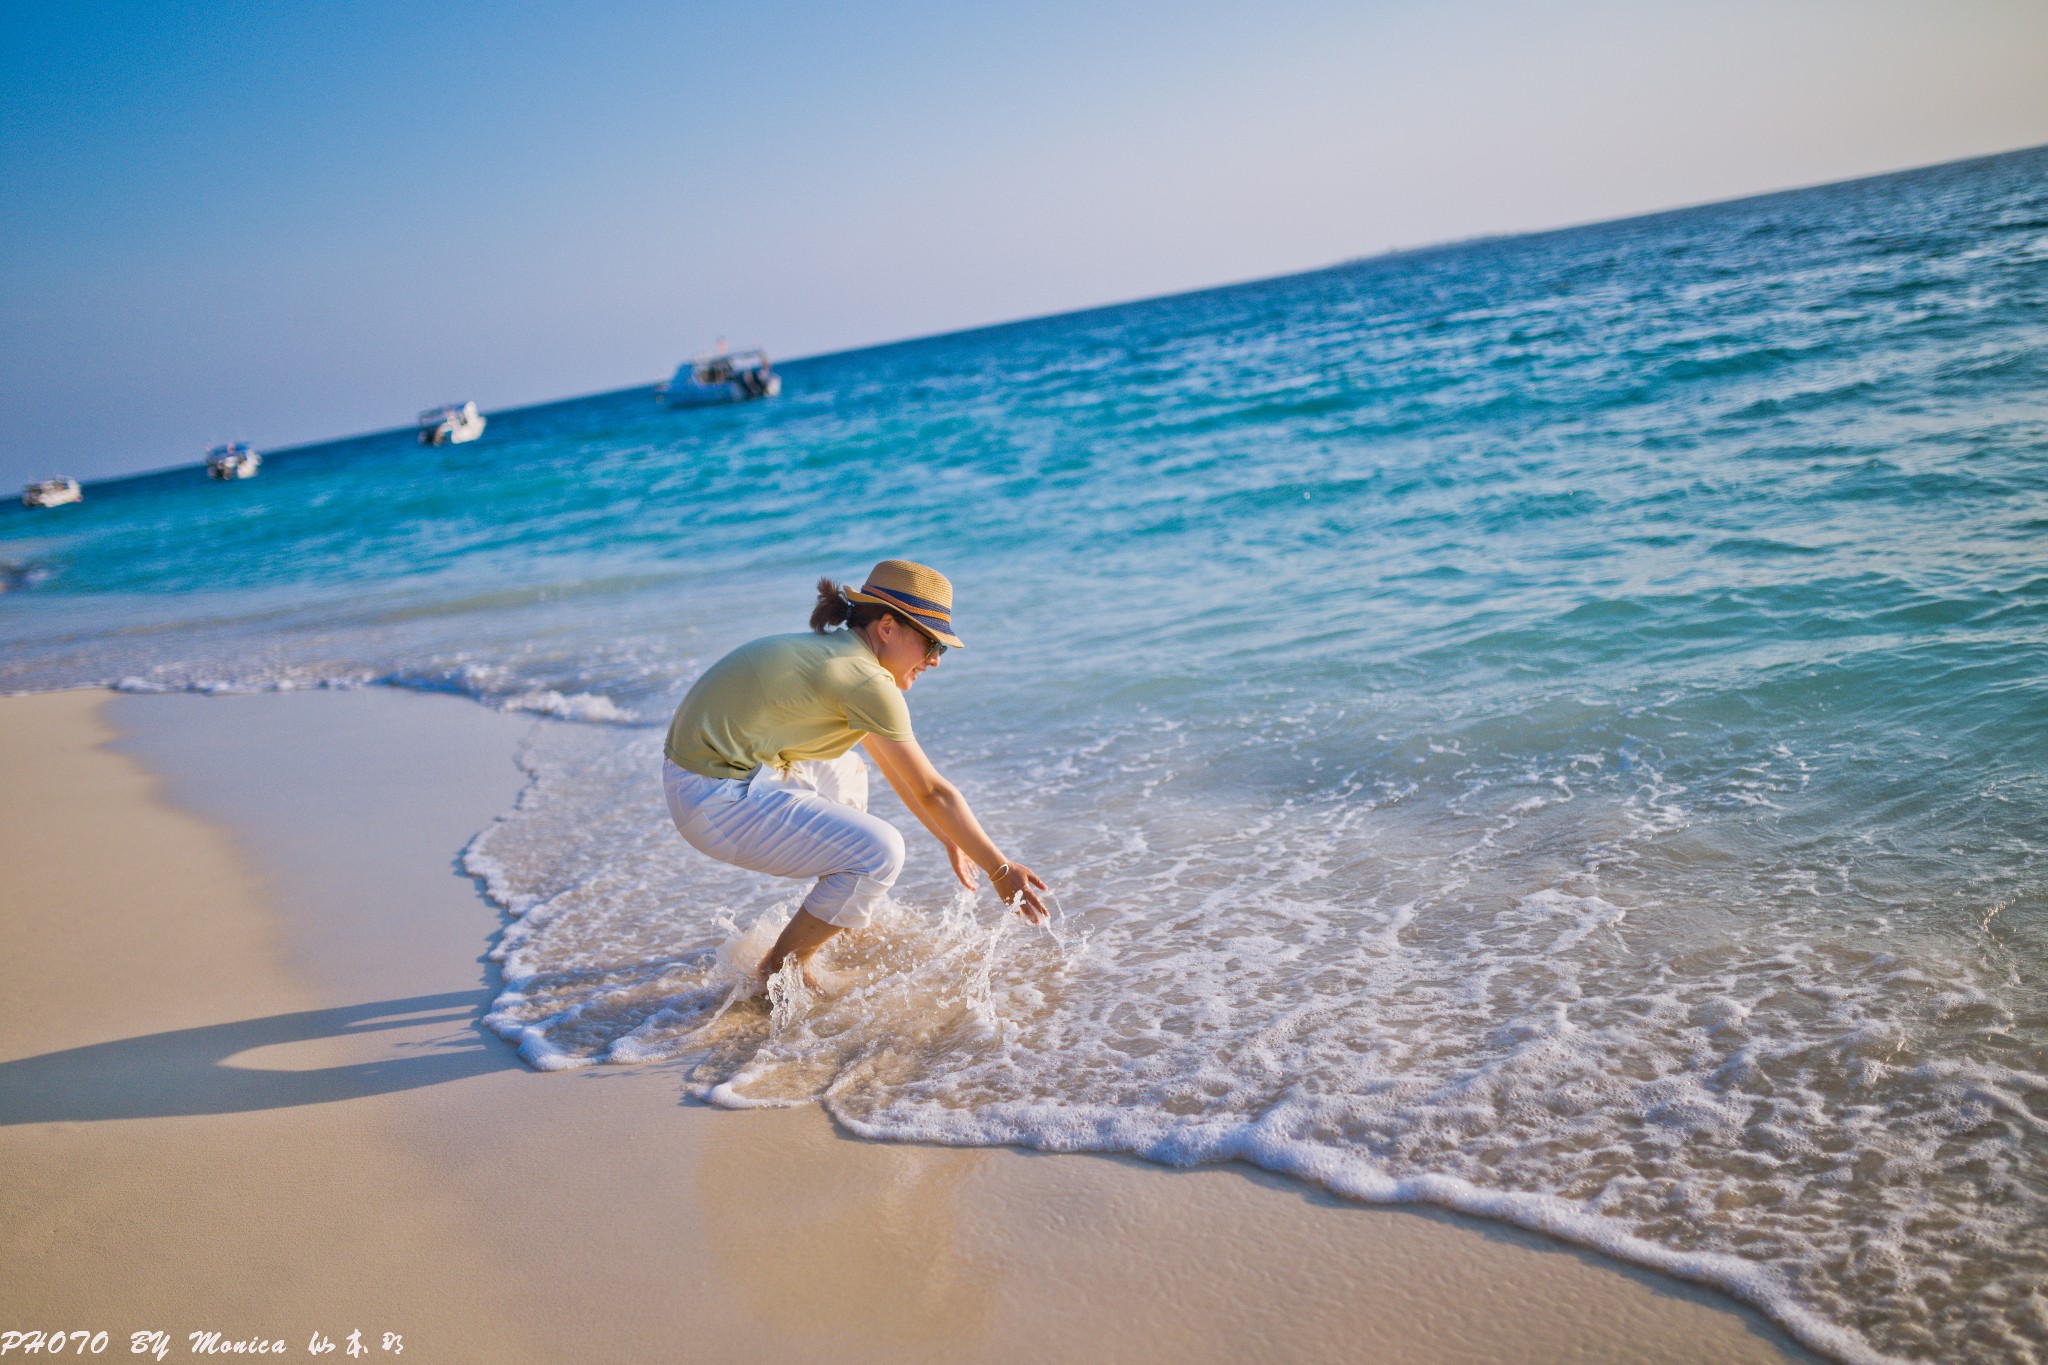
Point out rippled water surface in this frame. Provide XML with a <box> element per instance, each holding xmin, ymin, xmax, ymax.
<box><xmin>6</xmin><ymin>148</ymin><xmax>2046</xmax><ymax>1363</ymax></box>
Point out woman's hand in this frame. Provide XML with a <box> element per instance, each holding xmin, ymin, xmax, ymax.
<box><xmin>946</xmin><ymin>839</ymin><xmax>1050</xmax><ymax>922</ymax></box>
<box><xmin>993</xmin><ymin>862</ymin><xmax>1050</xmax><ymax>924</ymax></box>
<box><xmin>946</xmin><ymin>840</ymin><xmax>979</xmax><ymax>891</ymax></box>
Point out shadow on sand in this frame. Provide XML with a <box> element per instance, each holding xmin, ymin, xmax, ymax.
<box><xmin>0</xmin><ymin>992</ymin><xmax>514</xmax><ymax>1125</ymax></box>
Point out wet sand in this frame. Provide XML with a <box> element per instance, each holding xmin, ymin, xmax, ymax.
<box><xmin>0</xmin><ymin>688</ymin><xmax>1816</xmax><ymax>1363</ymax></box>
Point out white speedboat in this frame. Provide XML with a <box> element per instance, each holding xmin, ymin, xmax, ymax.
<box><xmin>419</xmin><ymin>401</ymin><xmax>486</xmax><ymax>445</ymax></box>
<box><xmin>205</xmin><ymin>443</ymin><xmax>262</xmax><ymax>479</ymax></box>
<box><xmin>22</xmin><ymin>477</ymin><xmax>82</xmax><ymax>509</ymax></box>
<box><xmin>657</xmin><ymin>348</ymin><xmax>780</xmax><ymax>407</ymax></box>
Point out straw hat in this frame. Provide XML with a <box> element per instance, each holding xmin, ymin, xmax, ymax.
<box><xmin>845</xmin><ymin>559</ymin><xmax>964</xmax><ymax>649</ymax></box>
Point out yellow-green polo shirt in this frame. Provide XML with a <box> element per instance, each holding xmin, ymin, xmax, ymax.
<box><xmin>663</xmin><ymin>630</ymin><xmax>913</xmax><ymax>780</ymax></box>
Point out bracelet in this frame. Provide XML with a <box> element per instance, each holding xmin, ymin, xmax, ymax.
<box><xmin>993</xmin><ymin>862</ymin><xmax>1012</xmax><ymax>881</ymax></box>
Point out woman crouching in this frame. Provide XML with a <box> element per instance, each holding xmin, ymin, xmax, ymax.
<box><xmin>661</xmin><ymin>560</ymin><xmax>1048</xmax><ymax>988</ymax></box>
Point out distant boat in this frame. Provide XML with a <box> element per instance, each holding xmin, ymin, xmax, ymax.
<box><xmin>22</xmin><ymin>477</ymin><xmax>82</xmax><ymax>509</ymax></box>
<box><xmin>657</xmin><ymin>348</ymin><xmax>780</xmax><ymax>408</ymax></box>
<box><xmin>205</xmin><ymin>443</ymin><xmax>262</xmax><ymax>480</ymax></box>
<box><xmin>419</xmin><ymin>401</ymin><xmax>486</xmax><ymax>445</ymax></box>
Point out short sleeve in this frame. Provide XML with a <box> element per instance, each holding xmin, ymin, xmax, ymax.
<box><xmin>839</xmin><ymin>670</ymin><xmax>913</xmax><ymax>741</ymax></box>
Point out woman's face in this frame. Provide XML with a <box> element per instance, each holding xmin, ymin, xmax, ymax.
<box><xmin>867</xmin><ymin>614</ymin><xmax>942</xmax><ymax>690</ymax></box>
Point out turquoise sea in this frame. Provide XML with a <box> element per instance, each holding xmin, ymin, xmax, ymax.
<box><xmin>5</xmin><ymin>146</ymin><xmax>2045</xmax><ymax>1363</ymax></box>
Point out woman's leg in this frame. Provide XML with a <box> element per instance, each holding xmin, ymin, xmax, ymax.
<box><xmin>754</xmin><ymin>754</ymin><xmax>886</xmax><ymax>981</ymax></box>
<box><xmin>759</xmin><ymin>907</ymin><xmax>843</xmax><ymax>983</ymax></box>
<box><xmin>668</xmin><ymin>763</ymin><xmax>904</xmax><ymax>983</ymax></box>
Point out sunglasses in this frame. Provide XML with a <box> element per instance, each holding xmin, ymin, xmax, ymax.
<box><xmin>886</xmin><ymin>611</ymin><xmax>947</xmax><ymax>661</ymax></box>
<box><xmin>899</xmin><ymin>619</ymin><xmax>947</xmax><ymax>661</ymax></box>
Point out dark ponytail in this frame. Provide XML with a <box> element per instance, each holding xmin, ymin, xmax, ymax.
<box><xmin>810</xmin><ymin>575</ymin><xmax>916</xmax><ymax>636</ymax></box>
<box><xmin>810</xmin><ymin>577</ymin><xmax>853</xmax><ymax>632</ymax></box>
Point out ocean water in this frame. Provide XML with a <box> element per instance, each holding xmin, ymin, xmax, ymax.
<box><xmin>6</xmin><ymin>147</ymin><xmax>2046</xmax><ymax>1363</ymax></box>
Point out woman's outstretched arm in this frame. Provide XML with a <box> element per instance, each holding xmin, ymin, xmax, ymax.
<box><xmin>861</xmin><ymin>733</ymin><xmax>1049</xmax><ymax>922</ymax></box>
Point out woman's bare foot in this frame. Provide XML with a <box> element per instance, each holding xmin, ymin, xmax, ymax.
<box><xmin>757</xmin><ymin>908</ymin><xmax>842</xmax><ymax>993</ymax></box>
<box><xmin>754</xmin><ymin>958</ymin><xmax>821</xmax><ymax>994</ymax></box>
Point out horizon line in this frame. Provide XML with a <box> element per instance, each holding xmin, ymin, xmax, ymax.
<box><xmin>76</xmin><ymin>138</ymin><xmax>2047</xmax><ymax>490</ymax></box>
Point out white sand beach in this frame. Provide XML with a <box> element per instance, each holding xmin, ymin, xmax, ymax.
<box><xmin>0</xmin><ymin>688</ymin><xmax>1818</xmax><ymax>1363</ymax></box>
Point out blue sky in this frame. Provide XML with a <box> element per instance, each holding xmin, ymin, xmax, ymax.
<box><xmin>4</xmin><ymin>0</ymin><xmax>2045</xmax><ymax>485</ymax></box>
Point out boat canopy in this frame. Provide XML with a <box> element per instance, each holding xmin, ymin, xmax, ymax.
<box><xmin>687</xmin><ymin>349</ymin><xmax>772</xmax><ymax>382</ymax></box>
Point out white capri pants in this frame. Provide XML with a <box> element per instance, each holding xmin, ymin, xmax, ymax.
<box><xmin>663</xmin><ymin>752</ymin><xmax>905</xmax><ymax>929</ymax></box>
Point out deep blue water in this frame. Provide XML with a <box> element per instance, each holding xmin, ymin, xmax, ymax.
<box><xmin>6</xmin><ymin>146</ymin><xmax>2046</xmax><ymax>1364</ymax></box>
